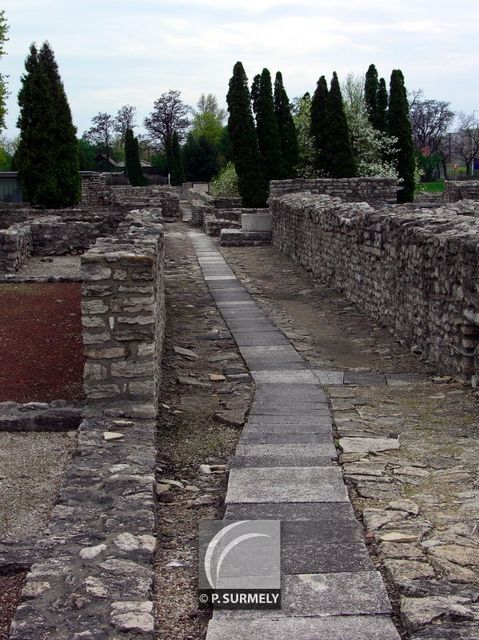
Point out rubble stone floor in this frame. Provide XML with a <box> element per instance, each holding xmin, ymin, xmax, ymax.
<box><xmin>158</xmin><ymin>215</ymin><xmax>479</xmax><ymax>640</ymax></box>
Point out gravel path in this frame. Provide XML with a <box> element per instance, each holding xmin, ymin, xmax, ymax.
<box><xmin>0</xmin><ymin>431</ymin><xmax>77</xmax><ymax>539</ymax></box>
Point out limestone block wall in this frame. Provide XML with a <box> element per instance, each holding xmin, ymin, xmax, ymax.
<box><xmin>269</xmin><ymin>177</ymin><xmax>398</xmax><ymax>205</ymax></box>
<box><xmin>445</xmin><ymin>181</ymin><xmax>479</xmax><ymax>202</ymax></box>
<box><xmin>191</xmin><ymin>200</ymin><xmax>215</xmax><ymax>227</ymax></box>
<box><xmin>81</xmin><ymin>210</ymin><xmax>165</xmax><ymax>417</ymax></box>
<box><xmin>212</xmin><ymin>197</ymin><xmax>242</xmax><ymax>210</ymax></box>
<box><xmin>271</xmin><ymin>192</ymin><xmax>479</xmax><ymax>379</ymax></box>
<box><xmin>80</xmin><ymin>173</ymin><xmax>113</xmax><ymax>206</ymax></box>
<box><xmin>0</xmin><ymin>223</ymin><xmax>32</xmax><ymax>271</ymax></box>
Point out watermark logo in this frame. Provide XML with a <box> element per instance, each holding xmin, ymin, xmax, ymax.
<box><xmin>198</xmin><ymin>520</ymin><xmax>281</xmax><ymax>609</ymax></box>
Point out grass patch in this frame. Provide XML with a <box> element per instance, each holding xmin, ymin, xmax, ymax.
<box><xmin>416</xmin><ymin>180</ymin><xmax>445</xmax><ymax>193</ymax></box>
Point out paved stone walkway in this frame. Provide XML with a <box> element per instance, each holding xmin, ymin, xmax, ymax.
<box><xmin>188</xmin><ymin>229</ymin><xmax>401</xmax><ymax>640</ymax></box>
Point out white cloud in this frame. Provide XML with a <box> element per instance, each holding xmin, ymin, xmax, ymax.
<box><xmin>1</xmin><ymin>0</ymin><xmax>479</xmax><ymax>134</ymax></box>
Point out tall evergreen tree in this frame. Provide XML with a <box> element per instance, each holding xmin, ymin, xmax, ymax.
<box><xmin>364</xmin><ymin>64</ymin><xmax>379</xmax><ymax>124</ymax></box>
<box><xmin>169</xmin><ymin>131</ymin><xmax>185</xmax><ymax>186</ymax></box>
<box><xmin>310</xmin><ymin>75</ymin><xmax>329</xmax><ymax>174</ymax></box>
<box><xmin>323</xmin><ymin>72</ymin><xmax>356</xmax><ymax>178</ymax></box>
<box><xmin>388</xmin><ymin>69</ymin><xmax>415</xmax><ymax>202</ymax></box>
<box><xmin>125</xmin><ymin>128</ymin><xmax>148</xmax><ymax>186</ymax></box>
<box><xmin>226</xmin><ymin>61</ymin><xmax>267</xmax><ymax>207</ymax></box>
<box><xmin>251</xmin><ymin>74</ymin><xmax>261</xmax><ymax>118</ymax></box>
<box><xmin>274</xmin><ymin>71</ymin><xmax>298</xmax><ymax>178</ymax></box>
<box><xmin>375</xmin><ymin>78</ymin><xmax>388</xmax><ymax>133</ymax></box>
<box><xmin>16</xmin><ymin>42</ymin><xmax>80</xmax><ymax>207</ymax></box>
<box><xmin>256</xmin><ymin>68</ymin><xmax>284</xmax><ymax>181</ymax></box>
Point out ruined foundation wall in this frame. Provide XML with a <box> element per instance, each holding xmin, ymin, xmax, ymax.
<box><xmin>269</xmin><ymin>177</ymin><xmax>398</xmax><ymax>205</ymax></box>
<box><xmin>81</xmin><ymin>209</ymin><xmax>165</xmax><ymax>417</ymax></box>
<box><xmin>272</xmin><ymin>192</ymin><xmax>479</xmax><ymax>379</ymax></box>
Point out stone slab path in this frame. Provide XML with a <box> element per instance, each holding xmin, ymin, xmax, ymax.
<box><xmin>188</xmin><ymin>230</ymin><xmax>401</xmax><ymax>640</ymax></box>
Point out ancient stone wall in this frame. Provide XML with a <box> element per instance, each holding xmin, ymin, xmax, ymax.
<box><xmin>269</xmin><ymin>177</ymin><xmax>398</xmax><ymax>205</ymax></box>
<box><xmin>0</xmin><ymin>210</ymin><xmax>127</xmax><ymax>271</ymax></box>
<box><xmin>444</xmin><ymin>181</ymin><xmax>479</xmax><ymax>202</ymax></box>
<box><xmin>80</xmin><ymin>173</ymin><xmax>112</xmax><ymax>206</ymax></box>
<box><xmin>81</xmin><ymin>209</ymin><xmax>165</xmax><ymax>417</ymax></box>
<box><xmin>80</xmin><ymin>174</ymin><xmax>180</xmax><ymax>219</ymax></box>
<box><xmin>271</xmin><ymin>192</ymin><xmax>479</xmax><ymax>379</ymax></box>
<box><xmin>191</xmin><ymin>199</ymin><xmax>215</xmax><ymax>227</ymax></box>
<box><xmin>0</xmin><ymin>223</ymin><xmax>32</xmax><ymax>272</ymax></box>
<box><xmin>212</xmin><ymin>197</ymin><xmax>242</xmax><ymax>210</ymax></box>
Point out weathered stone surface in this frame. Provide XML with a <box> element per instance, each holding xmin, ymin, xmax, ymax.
<box><xmin>384</xmin><ymin>559</ymin><xmax>436</xmax><ymax>582</ymax></box>
<box><xmin>206</xmin><ymin>615</ymin><xmax>401</xmax><ymax>640</ymax></box>
<box><xmin>226</xmin><ymin>467</ymin><xmax>349</xmax><ymax>504</ymax></box>
<box><xmin>401</xmin><ymin>595</ymin><xmax>477</xmax><ymax>632</ymax></box>
<box><xmin>339</xmin><ymin>437</ymin><xmax>400</xmax><ymax>453</ymax></box>
<box><xmin>283</xmin><ymin>571</ymin><xmax>392</xmax><ymax>616</ymax></box>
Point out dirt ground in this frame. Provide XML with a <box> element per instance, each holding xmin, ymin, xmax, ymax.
<box><xmin>0</xmin><ymin>570</ymin><xmax>27</xmax><ymax>640</ymax></box>
<box><xmin>0</xmin><ymin>282</ymin><xmax>84</xmax><ymax>402</ymax></box>
<box><xmin>154</xmin><ymin>227</ymin><xmax>254</xmax><ymax>640</ymax></box>
<box><xmin>220</xmin><ymin>244</ymin><xmax>435</xmax><ymax>375</ymax></box>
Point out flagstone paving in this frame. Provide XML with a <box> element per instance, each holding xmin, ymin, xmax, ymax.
<box><xmin>188</xmin><ymin>230</ymin><xmax>401</xmax><ymax>640</ymax></box>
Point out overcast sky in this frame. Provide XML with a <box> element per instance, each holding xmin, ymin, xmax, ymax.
<box><xmin>1</xmin><ymin>0</ymin><xmax>478</xmax><ymax>137</ymax></box>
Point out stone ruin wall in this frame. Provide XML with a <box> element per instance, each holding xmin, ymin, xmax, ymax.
<box><xmin>0</xmin><ymin>209</ymin><xmax>127</xmax><ymax>272</ymax></box>
<box><xmin>269</xmin><ymin>177</ymin><xmax>398</xmax><ymax>205</ymax></box>
<box><xmin>271</xmin><ymin>192</ymin><xmax>479</xmax><ymax>381</ymax></box>
<box><xmin>81</xmin><ymin>174</ymin><xmax>180</xmax><ymax>219</ymax></box>
<box><xmin>81</xmin><ymin>209</ymin><xmax>165</xmax><ymax>417</ymax></box>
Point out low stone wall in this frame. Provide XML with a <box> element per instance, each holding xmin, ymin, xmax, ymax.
<box><xmin>0</xmin><ymin>223</ymin><xmax>32</xmax><ymax>272</ymax></box>
<box><xmin>212</xmin><ymin>197</ymin><xmax>242</xmax><ymax>210</ymax></box>
<box><xmin>203</xmin><ymin>212</ymin><xmax>241</xmax><ymax>236</ymax></box>
<box><xmin>191</xmin><ymin>199</ymin><xmax>214</xmax><ymax>227</ymax></box>
<box><xmin>0</xmin><ymin>210</ymin><xmax>127</xmax><ymax>271</ymax></box>
<box><xmin>271</xmin><ymin>192</ymin><xmax>479</xmax><ymax>380</ymax></box>
<box><xmin>445</xmin><ymin>181</ymin><xmax>479</xmax><ymax>202</ymax></box>
<box><xmin>81</xmin><ymin>174</ymin><xmax>180</xmax><ymax>219</ymax></box>
<box><xmin>269</xmin><ymin>177</ymin><xmax>398</xmax><ymax>205</ymax></box>
<box><xmin>81</xmin><ymin>209</ymin><xmax>165</xmax><ymax>417</ymax></box>
<box><xmin>81</xmin><ymin>173</ymin><xmax>113</xmax><ymax>206</ymax></box>
<box><xmin>110</xmin><ymin>186</ymin><xmax>180</xmax><ymax>219</ymax></box>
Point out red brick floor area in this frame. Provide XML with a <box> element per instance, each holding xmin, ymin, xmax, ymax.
<box><xmin>0</xmin><ymin>283</ymin><xmax>85</xmax><ymax>402</ymax></box>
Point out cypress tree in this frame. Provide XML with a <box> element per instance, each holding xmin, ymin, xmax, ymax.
<box><xmin>226</xmin><ymin>61</ymin><xmax>267</xmax><ymax>208</ymax></box>
<box><xmin>17</xmin><ymin>42</ymin><xmax>80</xmax><ymax>208</ymax></box>
<box><xmin>251</xmin><ymin>74</ymin><xmax>261</xmax><ymax>119</ymax></box>
<box><xmin>16</xmin><ymin>44</ymin><xmax>45</xmax><ymax>203</ymax></box>
<box><xmin>388</xmin><ymin>69</ymin><xmax>415</xmax><ymax>202</ymax></box>
<box><xmin>256</xmin><ymin>68</ymin><xmax>284</xmax><ymax>181</ymax></box>
<box><xmin>323</xmin><ymin>72</ymin><xmax>356</xmax><ymax>178</ymax></box>
<box><xmin>169</xmin><ymin>131</ymin><xmax>185</xmax><ymax>186</ymax></box>
<box><xmin>274</xmin><ymin>71</ymin><xmax>298</xmax><ymax>178</ymax></box>
<box><xmin>310</xmin><ymin>75</ymin><xmax>328</xmax><ymax>174</ymax></box>
<box><xmin>375</xmin><ymin>78</ymin><xmax>388</xmax><ymax>133</ymax></box>
<box><xmin>364</xmin><ymin>64</ymin><xmax>378</xmax><ymax>125</ymax></box>
<box><xmin>125</xmin><ymin>128</ymin><xmax>148</xmax><ymax>186</ymax></box>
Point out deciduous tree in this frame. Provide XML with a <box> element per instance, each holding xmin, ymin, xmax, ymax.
<box><xmin>452</xmin><ymin>112</ymin><xmax>479</xmax><ymax>177</ymax></box>
<box><xmin>144</xmin><ymin>90</ymin><xmax>190</xmax><ymax>152</ymax></box>
<box><xmin>114</xmin><ymin>105</ymin><xmax>137</xmax><ymax>143</ymax></box>
<box><xmin>84</xmin><ymin>112</ymin><xmax>115</xmax><ymax>162</ymax></box>
<box><xmin>0</xmin><ymin>10</ymin><xmax>9</xmax><ymax>133</ymax></box>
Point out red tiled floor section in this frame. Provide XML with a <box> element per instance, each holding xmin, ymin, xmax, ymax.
<box><xmin>0</xmin><ymin>283</ymin><xmax>84</xmax><ymax>402</ymax></box>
